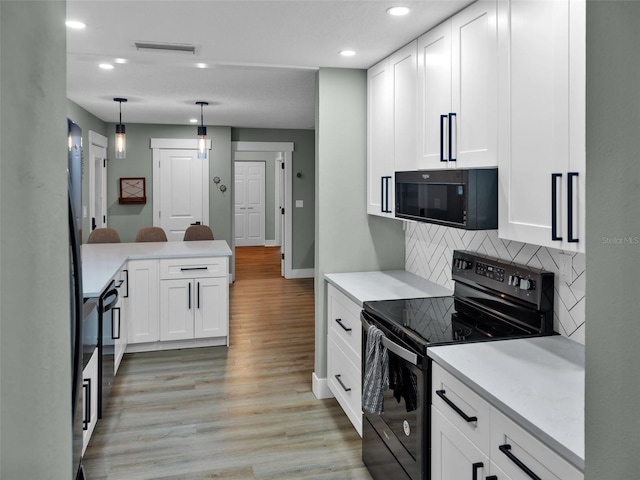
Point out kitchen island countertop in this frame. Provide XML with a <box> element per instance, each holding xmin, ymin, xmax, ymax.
<box><xmin>81</xmin><ymin>240</ymin><xmax>232</xmax><ymax>297</ymax></box>
<box><xmin>428</xmin><ymin>335</ymin><xmax>585</xmax><ymax>470</ymax></box>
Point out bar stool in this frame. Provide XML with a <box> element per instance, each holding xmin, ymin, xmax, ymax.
<box><xmin>87</xmin><ymin>228</ymin><xmax>121</xmax><ymax>244</ymax></box>
<box><xmin>183</xmin><ymin>225</ymin><xmax>214</xmax><ymax>241</ymax></box>
<box><xmin>135</xmin><ymin>226</ymin><xmax>168</xmax><ymax>242</ymax></box>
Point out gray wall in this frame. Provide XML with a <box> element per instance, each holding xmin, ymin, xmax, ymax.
<box><xmin>585</xmin><ymin>2</ymin><xmax>640</xmax><ymax>478</ymax></box>
<box><xmin>314</xmin><ymin>68</ymin><xmax>405</xmax><ymax>378</ymax></box>
<box><xmin>0</xmin><ymin>1</ymin><xmax>70</xmax><ymax>477</ymax></box>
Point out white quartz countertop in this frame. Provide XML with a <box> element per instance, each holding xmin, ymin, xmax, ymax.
<box><xmin>324</xmin><ymin>270</ymin><xmax>453</xmax><ymax>307</ymax></box>
<box><xmin>428</xmin><ymin>336</ymin><xmax>585</xmax><ymax>470</ymax></box>
<box><xmin>81</xmin><ymin>240</ymin><xmax>232</xmax><ymax>298</ymax></box>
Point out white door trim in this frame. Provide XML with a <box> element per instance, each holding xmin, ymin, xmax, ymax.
<box><xmin>231</xmin><ymin>141</ymin><xmax>294</xmax><ymax>279</ymax></box>
<box><xmin>151</xmin><ymin>138</ymin><xmax>211</xmax><ymax>236</ymax></box>
<box><xmin>88</xmin><ymin>130</ymin><xmax>108</xmax><ymax>230</ymax></box>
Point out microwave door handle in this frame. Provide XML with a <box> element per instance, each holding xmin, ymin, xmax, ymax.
<box><xmin>567</xmin><ymin>172</ymin><xmax>579</xmax><ymax>243</ymax></box>
<box><xmin>440</xmin><ymin>114</ymin><xmax>448</xmax><ymax>162</ymax></box>
<box><xmin>449</xmin><ymin>112</ymin><xmax>457</xmax><ymax>162</ymax></box>
<box><xmin>551</xmin><ymin>173</ymin><xmax>563</xmax><ymax>241</ymax></box>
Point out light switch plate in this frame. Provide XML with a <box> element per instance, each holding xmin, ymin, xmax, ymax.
<box><xmin>559</xmin><ymin>253</ymin><xmax>573</xmax><ymax>282</ymax></box>
<box><xmin>295</xmin><ymin>200</ymin><xmax>303</xmax><ymax>208</ymax></box>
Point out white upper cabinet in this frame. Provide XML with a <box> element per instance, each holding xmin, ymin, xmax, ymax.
<box><xmin>367</xmin><ymin>41</ymin><xmax>418</xmax><ymax>218</ymax></box>
<box><xmin>367</xmin><ymin>57</ymin><xmax>394</xmax><ymax>217</ymax></box>
<box><xmin>417</xmin><ymin>0</ymin><xmax>498</xmax><ymax>169</ymax></box>
<box><xmin>497</xmin><ymin>0</ymin><xmax>585</xmax><ymax>252</ymax></box>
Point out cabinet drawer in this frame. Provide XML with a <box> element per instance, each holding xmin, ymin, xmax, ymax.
<box><xmin>432</xmin><ymin>363</ymin><xmax>491</xmax><ymax>455</ymax></box>
<box><xmin>490</xmin><ymin>409</ymin><xmax>583</xmax><ymax>480</ymax></box>
<box><xmin>159</xmin><ymin>257</ymin><xmax>226</xmax><ymax>280</ymax></box>
<box><xmin>327</xmin><ymin>336</ymin><xmax>362</xmax><ymax>435</ymax></box>
<box><xmin>327</xmin><ymin>284</ymin><xmax>362</xmax><ymax>358</ymax></box>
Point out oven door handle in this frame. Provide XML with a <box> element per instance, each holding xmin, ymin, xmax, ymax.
<box><xmin>361</xmin><ymin>314</ymin><xmax>418</xmax><ymax>366</ymax></box>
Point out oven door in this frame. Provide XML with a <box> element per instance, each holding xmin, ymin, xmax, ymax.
<box><xmin>362</xmin><ymin>312</ymin><xmax>428</xmax><ymax>480</ymax></box>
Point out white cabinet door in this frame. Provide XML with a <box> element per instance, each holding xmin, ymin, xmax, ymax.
<box><xmin>367</xmin><ymin>57</ymin><xmax>394</xmax><ymax>217</ymax></box>
<box><xmin>497</xmin><ymin>0</ymin><xmax>585</xmax><ymax>252</ymax></box>
<box><xmin>431</xmin><ymin>406</ymin><xmax>490</xmax><ymax>480</ymax></box>
<box><xmin>160</xmin><ymin>279</ymin><xmax>195</xmax><ymax>341</ymax></box>
<box><xmin>127</xmin><ymin>260</ymin><xmax>159</xmax><ymax>344</ymax></box>
<box><xmin>113</xmin><ymin>267</ymin><xmax>128</xmax><ymax>375</ymax></box>
<box><xmin>391</xmin><ymin>41</ymin><xmax>418</xmax><ymax>173</ymax></box>
<box><xmin>195</xmin><ymin>276</ymin><xmax>228</xmax><ymax>339</ymax></box>
<box><xmin>451</xmin><ymin>0</ymin><xmax>498</xmax><ymax>167</ymax></box>
<box><xmin>82</xmin><ymin>348</ymin><xmax>99</xmax><ymax>454</ymax></box>
<box><xmin>417</xmin><ymin>0</ymin><xmax>498</xmax><ymax>170</ymax></box>
<box><xmin>417</xmin><ymin>21</ymin><xmax>452</xmax><ymax>168</ymax></box>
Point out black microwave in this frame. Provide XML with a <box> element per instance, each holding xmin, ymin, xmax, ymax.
<box><xmin>395</xmin><ymin>168</ymin><xmax>498</xmax><ymax>230</ymax></box>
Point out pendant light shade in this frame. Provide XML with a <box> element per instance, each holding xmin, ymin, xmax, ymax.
<box><xmin>114</xmin><ymin>98</ymin><xmax>127</xmax><ymax>159</ymax></box>
<box><xmin>196</xmin><ymin>101</ymin><xmax>208</xmax><ymax>159</ymax></box>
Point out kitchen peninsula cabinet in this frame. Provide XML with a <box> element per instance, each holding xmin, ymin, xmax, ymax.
<box><xmin>367</xmin><ymin>41</ymin><xmax>417</xmax><ymax>218</ymax></box>
<box><xmin>497</xmin><ymin>0</ymin><xmax>585</xmax><ymax>252</ymax></box>
<box><xmin>127</xmin><ymin>259</ymin><xmax>159</xmax><ymax>345</ymax></box>
<box><xmin>113</xmin><ymin>266</ymin><xmax>128</xmax><ymax>374</ymax></box>
<box><xmin>416</xmin><ymin>0</ymin><xmax>498</xmax><ymax>169</ymax></box>
<box><xmin>159</xmin><ymin>258</ymin><xmax>228</xmax><ymax>342</ymax></box>
<box><xmin>81</xmin><ymin>349</ymin><xmax>98</xmax><ymax>454</ymax></box>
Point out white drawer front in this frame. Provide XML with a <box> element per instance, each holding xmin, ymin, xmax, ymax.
<box><xmin>432</xmin><ymin>363</ymin><xmax>491</xmax><ymax>455</ymax></box>
<box><xmin>159</xmin><ymin>257</ymin><xmax>226</xmax><ymax>279</ymax></box>
<box><xmin>327</xmin><ymin>284</ymin><xmax>362</xmax><ymax>358</ymax></box>
<box><xmin>327</xmin><ymin>336</ymin><xmax>362</xmax><ymax>435</ymax></box>
<box><xmin>491</xmin><ymin>409</ymin><xmax>583</xmax><ymax>480</ymax></box>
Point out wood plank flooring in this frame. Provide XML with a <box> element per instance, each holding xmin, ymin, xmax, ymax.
<box><xmin>82</xmin><ymin>246</ymin><xmax>372</xmax><ymax>480</ymax></box>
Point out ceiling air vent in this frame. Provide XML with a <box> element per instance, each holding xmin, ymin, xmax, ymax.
<box><xmin>134</xmin><ymin>41</ymin><xmax>196</xmax><ymax>54</ymax></box>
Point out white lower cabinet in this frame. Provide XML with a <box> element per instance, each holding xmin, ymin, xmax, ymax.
<box><xmin>82</xmin><ymin>348</ymin><xmax>99</xmax><ymax>454</ymax></box>
<box><xmin>127</xmin><ymin>259</ymin><xmax>159</xmax><ymax>344</ymax></box>
<box><xmin>113</xmin><ymin>266</ymin><xmax>128</xmax><ymax>374</ymax></box>
<box><xmin>326</xmin><ymin>283</ymin><xmax>363</xmax><ymax>435</ymax></box>
<box><xmin>431</xmin><ymin>363</ymin><xmax>583</xmax><ymax>480</ymax></box>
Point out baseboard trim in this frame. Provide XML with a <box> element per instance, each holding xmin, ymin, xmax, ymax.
<box><xmin>265</xmin><ymin>240</ymin><xmax>277</xmax><ymax>247</ymax></box>
<box><xmin>287</xmin><ymin>268</ymin><xmax>315</xmax><ymax>279</ymax></box>
<box><xmin>312</xmin><ymin>372</ymin><xmax>333</xmax><ymax>399</ymax></box>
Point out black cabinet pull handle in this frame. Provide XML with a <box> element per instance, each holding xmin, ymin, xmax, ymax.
<box><xmin>188</xmin><ymin>282</ymin><xmax>192</xmax><ymax>310</ymax></box>
<box><xmin>567</xmin><ymin>172</ymin><xmax>579</xmax><ymax>243</ymax></box>
<box><xmin>197</xmin><ymin>282</ymin><xmax>201</xmax><ymax>309</ymax></box>
<box><xmin>181</xmin><ymin>266</ymin><xmax>208</xmax><ymax>271</ymax></box>
<box><xmin>486</xmin><ymin>477</ymin><xmax>498</xmax><ymax>480</ymax></box>
<box><xmin>551</xmin><ymin>173</ymin><xmax>563</xmax><ymax>241</ymax></box>
<box><xmin>82</xmin><ymin>378</ymin><xmax>91</xmax><ymax>430</ymax></box>
<box><xmin>334</xmin><ymin>374</ymin><xmax>351</xmax><ymax>392</ymax></box>
<box><xmin>472</xmin><ymin>462</ymin><xmax>484</xmax><ymax>480</ymax></box>
<box><xmin>449</xmin><ymin>112</ymin><xmax>457</xmax><ymax>162</ymax></box>
<box><xmin>436</xmin><ymin>389</ymin><xmax>478</xmax><ymax>422</ymax></box>
<box><xmin>380</xmin><ymin>176</ymin><xmax>392</xmax><ymax>213</ymax></box>
<box><xmin>115</xmin><ymin>279</ymin><xmax>125</xmax><ymax>288</ymax></box>
<box><xmin>440</xmin><ymin>114</ymin><xmax>448</xmax><ymax>161</ymax></box>
<box><xmin>498</xmin><ymin>444</ymin><xmax>541</xmax><ymax>480</ymax></box>
<box><xmin>123</xmin><ymin>269</ymin><xmax>129</xmax><ymax>298</ymax></box>
<box><xmin>112</xmin><ymin>307</ymin><xmax>121</xmax><ymax>340</ymax></box>
<box><xmin>335</xmin><ymin>318</ymin><xmax>352</xmax><ymax>332</ymax></box>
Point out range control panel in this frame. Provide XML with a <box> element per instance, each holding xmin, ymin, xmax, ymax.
<box><xmin>451</xmin><ymin>250</ymin><xmax>554</xmax><ymax>309</ymax></box>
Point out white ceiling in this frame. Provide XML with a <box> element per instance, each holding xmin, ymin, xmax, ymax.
<box><xmin>67</xmin><ymin>0</ymin><xmax>474</xmax><ymax>129</ymax></box>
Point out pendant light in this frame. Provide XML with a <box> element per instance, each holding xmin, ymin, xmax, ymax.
<box><xmin>114</xmin><ymin>98</ymin><xmax>127</xmax><ymax>159</ymax></box>
<box><xmin>196</xmin><ymin>101</ymin><xmax>208</xmax><ymax>159</ymax></box>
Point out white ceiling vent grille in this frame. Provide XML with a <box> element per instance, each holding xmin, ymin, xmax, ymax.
<box><xmin>134</xmin><ymin>41</ymin><xmax>196</xmax><ymax>54</ymax></box>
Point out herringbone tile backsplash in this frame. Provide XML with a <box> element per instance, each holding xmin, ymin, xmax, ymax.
<box><xmin>405</xmin><ymin>223</ymin><xmax>586</xmax><ymax>344</ymax></box>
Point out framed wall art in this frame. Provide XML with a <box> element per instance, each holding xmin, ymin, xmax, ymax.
<box><xmin>119</xmin><ymin>177</ymin><xmax>146</xmax><ymax>204</ymax></box>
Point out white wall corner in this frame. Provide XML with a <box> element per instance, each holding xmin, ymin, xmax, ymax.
<box><xmin>287</xmin><ymin>268</ymin><xmax>315</xmax><ymax>279</ymax></box>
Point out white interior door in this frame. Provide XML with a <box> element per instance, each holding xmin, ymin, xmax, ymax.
<box><xmin>88</xmin><ymin>131</ymin><xmax>108</xmax><ymax>231</ymax></box>
<box><xmin>234</xmin><ymin>161</ymin><xmax>265</xmax><ymax>246</ymax></box>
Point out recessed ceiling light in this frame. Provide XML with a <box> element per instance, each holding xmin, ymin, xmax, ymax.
<box><xmin>189</xmin><ymin>118</ymin><xmax>198</xmax><ymax>123</ymax></box>
<box><xmin>196</xmin><ymin>63</ymin><xmax>208</xmax><ymax>69</ymax></box>
<box><xmin>387</xmin><ymin>6</ymin><xmax>410</xmax><ymax>16</ymax></box>
<box><xmin>66</xmin><ymin>20</ymin><xmax>86</xmax><ymax>29</ymax></box>
<box><xmin>114</xmin><ymin>58</ymin><xmax>128</xmax><ymax>64</ymax></box>
<box><xmin>340</xmin><ymin>50</ymin><xmax>356</xmax><ymax>57</ymax></box>
<box><xmin>99</xmin><ymin>63</ymin><xmax>114</xmax><ymax>70</ymax></box>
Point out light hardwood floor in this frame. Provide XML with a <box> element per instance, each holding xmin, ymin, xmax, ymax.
<box><xmin>82</xmin><ymin>246</ymin><xmax>372</xmax><ymax>480</ymax></box>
